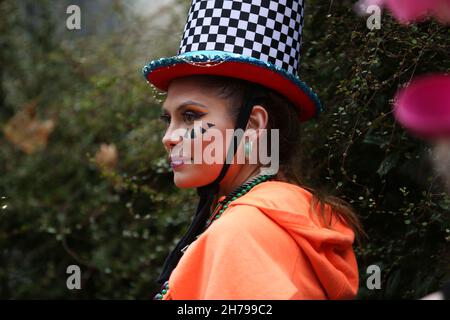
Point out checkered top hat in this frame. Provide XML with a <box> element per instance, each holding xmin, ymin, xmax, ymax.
<box><xmin>143</xmin><ymin>0</ymin><xmax>322</xmax><ymax>121</ymax></box>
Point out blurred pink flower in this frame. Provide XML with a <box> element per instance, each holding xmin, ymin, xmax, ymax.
<box><xmin>358</xmin><ymin>0</ymin><xmax>450</xmax><ymax>23</ymax></box>
<box><xmin>393</xmin><ymin>74</ymin><xmax>450</xmax><ymax>139</ymax></box>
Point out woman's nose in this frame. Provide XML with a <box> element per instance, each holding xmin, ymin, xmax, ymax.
<box><xmin>162</xmin><ymin>126</ymin><xmax>186</xmax><ymax>151</ymax></box>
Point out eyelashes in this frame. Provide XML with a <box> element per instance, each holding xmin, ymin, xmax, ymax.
<box><xmin>159</xmin><ymin>111</ymin><xmax>206</xmax><ymax>125</ymax></box>
<box><xmin>182</xmin><ymin>111</ymin><xmax>204</xmax><ymax>123</ymax></box>
<box><xmin>159</xmin><ymin>111</ymin><xmax>215</xmax><ymax>139</ymax></box>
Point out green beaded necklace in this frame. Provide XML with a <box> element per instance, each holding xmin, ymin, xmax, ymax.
<box><xmin>205</xmin><ymin>173</ymin><xmax>274</xmax><ymax>227</ymax></box>
<box><xmin>153</xmin><ymin>173</ymin><xmax>275</xmax><ymax>300</ymax></box>
<box><xmin>154</xmin><ymin>280</ymin><xmax>169</xmax><ymax>300</ymax></box>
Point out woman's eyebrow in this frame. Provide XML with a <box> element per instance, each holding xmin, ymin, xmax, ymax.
<box><xmin>162</xmin><ymin>100</ymin><xmax>209</xmax><ymax>113</ymax></box>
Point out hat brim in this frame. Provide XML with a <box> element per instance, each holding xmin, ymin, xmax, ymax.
<box><xmin>142</xmin><ymin>51</ymin><xmax>322</xmax><ymax>122</ymax></box>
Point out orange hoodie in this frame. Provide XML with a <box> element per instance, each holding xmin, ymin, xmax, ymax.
<box><xmin>161</xmin><ymin>180</ymin><xmax>359</xmax><ymax>300</ymax></box>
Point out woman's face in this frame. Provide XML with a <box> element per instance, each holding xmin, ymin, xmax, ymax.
<box><xmin>160</xmin><ymin>77</ymin><xmax>239</xmax><ymax>188</ymax></box>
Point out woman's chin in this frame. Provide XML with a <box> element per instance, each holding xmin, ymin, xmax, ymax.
<box><xmin>172</xmin><ymin>169</ymin><xmax>215</xmax><ymax>189</ymax></box>
<box><xmin>173</xmin><ymin>171</ymin><xmax>197</xmax><ymax>188</ymax></box>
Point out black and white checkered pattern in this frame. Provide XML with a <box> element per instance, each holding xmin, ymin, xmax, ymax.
<box><xmin>178</xmin><ymin>0</ymin><xmax>305</xmax><ymax>75</ymax></box>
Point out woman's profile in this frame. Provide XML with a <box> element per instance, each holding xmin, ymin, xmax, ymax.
<box><xmin>143</xmin><ymin>0</ymin><xmax>364</xmax><ymax>300</ymax></box>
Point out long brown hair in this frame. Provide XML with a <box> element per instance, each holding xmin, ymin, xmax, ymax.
<box><xmin>181</xmin><ymin>74</ymin><xmax>367</xmax><ymax>247</ymax></box>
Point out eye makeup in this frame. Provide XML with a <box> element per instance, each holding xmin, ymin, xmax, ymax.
<box><xmin>182</xmin><ymin>110</ymin><xmax>206</xmax><ymax>123</ymax></box>
<box><xmin>187</xmin><ymin>122</ymin><xmax>216</xmax><ymax>139</ymax></box>
<box><xmin>161</xmin><ymin>100</ymin><xmax>209</xmax><ymax>115</ymax></box>
<box><xmin>159</xmin><ymin>102</ymin><xmax>208</xmax><ymax>126</ymax></box>
<box><xmin>160</xmin><ymin>99</ymin><xmax>217</xmax><ymax>141</ymax></box>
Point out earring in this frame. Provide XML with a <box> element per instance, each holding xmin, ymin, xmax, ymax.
<box><xmin>244</xmin><ymin>141</ymin><xmax>253</xmax><ymax>159</ymax></box>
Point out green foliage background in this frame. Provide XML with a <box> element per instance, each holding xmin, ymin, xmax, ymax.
<box><xmin>0</xmin><ymin>0</ymin><xmax>449</xmax><ymax>299</ymax></box>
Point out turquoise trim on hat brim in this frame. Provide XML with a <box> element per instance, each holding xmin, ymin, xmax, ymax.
<box><xmin>142</xmin><ymin>50</ymin><xmax>323</xmax><ymax>121</ymax></box>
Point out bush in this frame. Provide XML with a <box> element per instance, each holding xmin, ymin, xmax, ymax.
<box><xmin>0</xmin><ymin>0</ymin><xmax>448</xmax><ymax>299</ymax></box>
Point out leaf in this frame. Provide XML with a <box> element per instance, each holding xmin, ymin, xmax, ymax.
<box><xmin>384</xmin><ymin>269</ymin><xmax>402</xmax><ymax>299</ymax></box>
<box><xmin>363</xmin><ymin>130</ymin><xmax>386</xmax><ymax>147</ymax></box>
<box><xmin>3</xmin><ymin>99</ymin><xmax>55</xmax><ymax>154</ymax></box>
<box><xmin>377</xmin><ymin>152</ymin><xmax>400</xmax><ymax>177</ymax></box>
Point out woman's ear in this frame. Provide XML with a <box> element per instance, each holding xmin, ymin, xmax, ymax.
<box><xmin>243</xmin><ymin>105</ymin><xmax>269</xmax><ymax>163</ymax></box>
<box><xmin>246</xmin><ymin>105</ymin><xmax>268</xmax><ymax>132</ymax></box>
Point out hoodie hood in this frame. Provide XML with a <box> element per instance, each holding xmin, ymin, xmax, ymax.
<box><xmin>227</xmin><ymin>180</ymin><xmax>360</xmax><ymax>299</ymax></box>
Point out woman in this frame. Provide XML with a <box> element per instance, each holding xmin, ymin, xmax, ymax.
<box><xmin>143</xmin><ymin>0</ymin><xmax>364</xmax><ymax>299</ymax></box>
